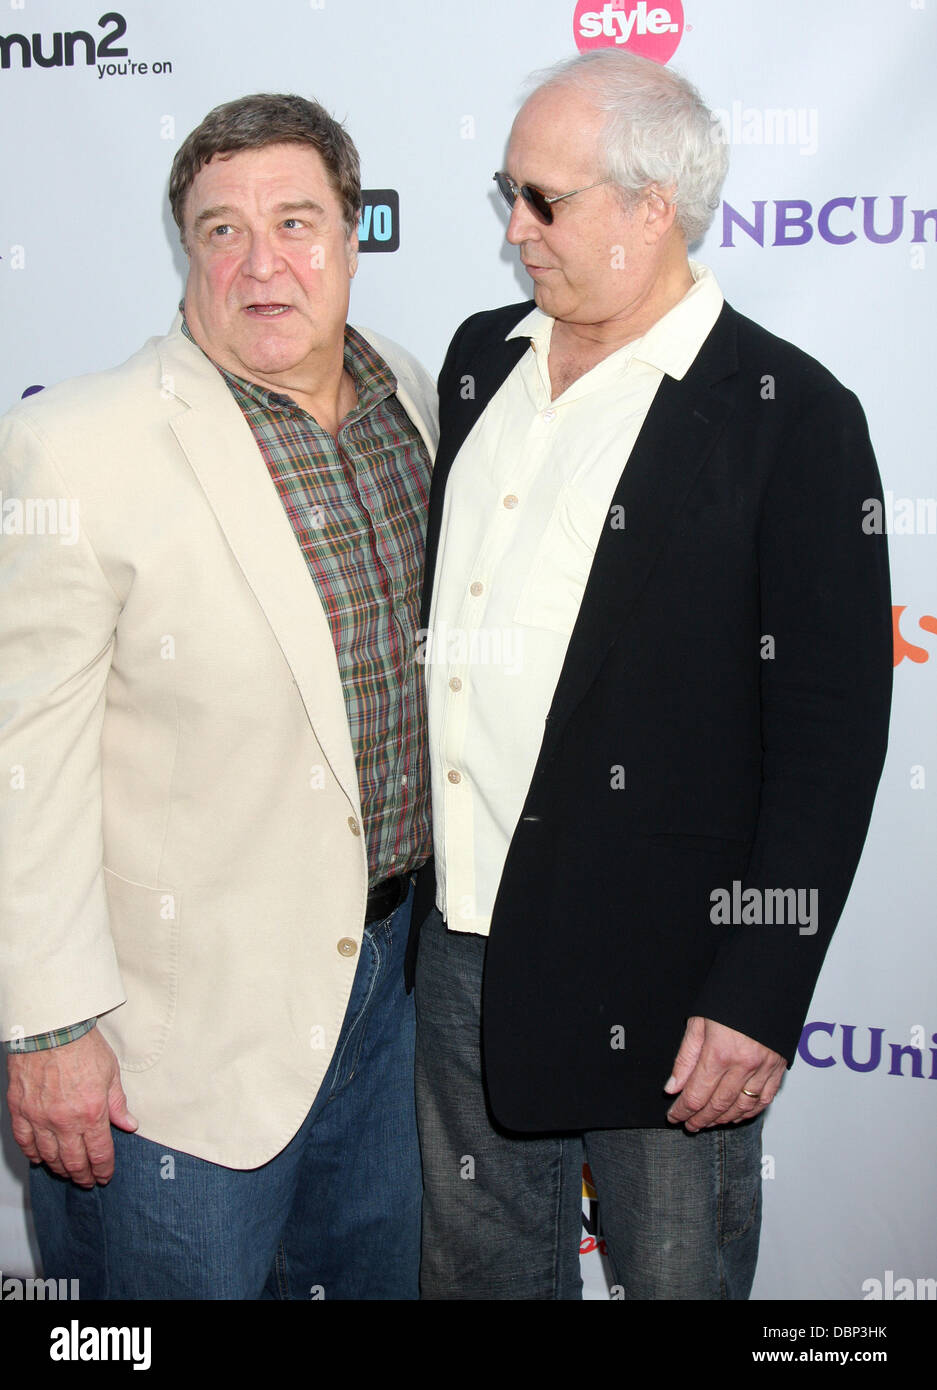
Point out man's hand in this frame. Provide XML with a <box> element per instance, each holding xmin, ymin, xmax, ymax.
<box><xmin>6</xmin><ymin>1028</ymin><xmax>137</xmax><ymax>1187</ymax></box>
<box><xmin>664</xmin><ymin>1016</ymin><xmax>785</xmax><ymax>1132</ymax></box>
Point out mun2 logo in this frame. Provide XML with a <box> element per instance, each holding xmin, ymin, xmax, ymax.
<box><xmin>0</xmin><ymin>13</ymin><xmax>173</xmax><ymax>79</ymax></box>
<box><xmin>573</xmin><ymin>1</ymin><xmax>684</xmax><ymax>62</ymax></box>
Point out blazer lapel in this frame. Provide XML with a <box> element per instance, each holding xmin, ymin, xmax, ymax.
<box><xmin>538</xmin><ymin>305</ymin><xmax>741</xmax><ymax>765</ymax></box>
<box><xmin>158</xmin><ymin>326</ymin><xmax>362</xmax><ymax>814</ymax></box>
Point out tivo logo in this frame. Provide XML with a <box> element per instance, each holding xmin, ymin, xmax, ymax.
<box><xmin>357</xmin><ymin>190</ymin><xmax>399</xmax><ymax>253</ymax></box>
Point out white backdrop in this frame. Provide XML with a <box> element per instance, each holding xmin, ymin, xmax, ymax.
<box><xmin>1</xmin><ymin>0</ymin><xmax>934</xmax><ymax>1301</ymax></box>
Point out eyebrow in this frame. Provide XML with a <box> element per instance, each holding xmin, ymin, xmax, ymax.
<box><xmin>192</xmin><ymin>199</ymin><xmax>328</xmax><ymax>230</ymax></box>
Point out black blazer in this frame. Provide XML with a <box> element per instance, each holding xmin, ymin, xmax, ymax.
<box><xmin>410</xmin><ymin>299</ymin><xmax>892</xmax><ymax>1130</ymax></box>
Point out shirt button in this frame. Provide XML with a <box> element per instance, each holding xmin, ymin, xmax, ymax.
<box><xmin>449</xmin><ymin>677</ymin><xmax>463</xmax><ymax>692</ymax></box>
<box><xmin>470</xmin><ymin>581</ymin><xmax>484</xmax><ymax>596</ymax></box>
<box><xmin>503</xmin><ymin>494</ymin><xmax>519</xmax><ymax>509</ymax></box>
<box><xmin>447</xmin><ymin>770</ymin><xmax>462</xmax><ymax>784</ymax></box>
<box><xmin>348</xmin><ymin>816</ymin><xmax>361</xmax><ymax>836</ymax></box>
<box><xmin>542</xmin><ymin>409</ymin><xmax>556</xmax><ymax>421</ymax></box>
<box><xmin>337</xmin><ymin>938</ymin><xmax>358</xmax><ymax>957</ymax></box>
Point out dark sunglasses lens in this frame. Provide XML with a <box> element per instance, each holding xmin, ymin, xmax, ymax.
<box><xmin>493</xmin><ymin>173</ymin><xmax>553</xmax><ymax>224</ymax></box>
<box><xmin>521</xmin><ymin>186</ymin><xmax>553</xmax><ymax>224</ymax></box>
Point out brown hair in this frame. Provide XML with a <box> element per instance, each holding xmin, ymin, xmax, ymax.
<box><xmin>169</xmin><ymin>93</ymin><xmax>361</xmax><ymax>246</ymax></box>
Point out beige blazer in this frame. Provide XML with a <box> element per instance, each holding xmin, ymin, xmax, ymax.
<box><xmin>0</xmin><ymin>316</ymin><xmax>438</xmax><ymax>1167</ymax></box>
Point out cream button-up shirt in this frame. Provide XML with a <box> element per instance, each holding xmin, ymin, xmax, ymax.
<box><xmin>427</xmin><ymin>262</ymin><xmax>724</xmax><ymax>934</ymax></box>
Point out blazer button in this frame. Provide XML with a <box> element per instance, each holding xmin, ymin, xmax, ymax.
<box><xmin>348</xmin><ymin>816</ymin><xmax>361</xmax><ymax>836</ymax></box>
<box><xmin>337</xmin><ymin>938</ymin><xmax>358</xmax><ymax>957</ymax></box>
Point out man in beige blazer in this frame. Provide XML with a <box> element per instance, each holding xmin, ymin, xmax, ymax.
<box><xmin>0</xmin><ymin>94</ymin><xmax>437</xmax><ymax>1299</ymax></box>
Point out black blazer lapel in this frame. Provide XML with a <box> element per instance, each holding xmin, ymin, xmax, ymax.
<box><xmin>537</xmin><ymin>305</ymin><xmax>741</xmax><ymax>767</ymax></box>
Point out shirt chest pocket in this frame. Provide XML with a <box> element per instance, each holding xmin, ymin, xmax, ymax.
<box><xmin>513</xmin><ymin>486</ymin><xmax>608</xmax><ymax>636</ymax></box>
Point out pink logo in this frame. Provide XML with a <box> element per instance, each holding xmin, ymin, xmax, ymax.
<box><xmin>573</xmin><ymin>0</ymin><xmax>685</xmax><ymax>62</ymax></box>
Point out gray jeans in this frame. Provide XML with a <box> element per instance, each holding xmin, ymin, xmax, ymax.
<box><xmin>415</xmin><ymin>907</ymin><xmax>763</xmax><ymax>1300</ymax></box>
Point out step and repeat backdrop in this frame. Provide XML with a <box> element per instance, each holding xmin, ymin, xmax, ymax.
<box><xmin>1</xmin><ymin>0</ymin><xmax>934</xmax><ymax>1301</ymax></box>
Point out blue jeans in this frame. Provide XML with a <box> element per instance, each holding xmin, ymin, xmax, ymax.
<box><xmin>30</xmin><ymin>887</ymin><xmax>421</xmax><ymax>1300</ymax></box>
<box><xmin>415</xmin><ymin>908</ymin><xmax>763</xmax><ymax>1300</ymax></box>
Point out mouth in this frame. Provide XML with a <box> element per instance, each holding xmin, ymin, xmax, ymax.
<box><xmin>244</xmin><ymin>304</ymin><xmax>292</xmax><ymax>316</ymax></box>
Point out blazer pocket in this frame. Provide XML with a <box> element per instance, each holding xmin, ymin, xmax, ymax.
<box><xmin>513</xmin><ymin>487</ymin><xmax>606</xmax><ymax>636</ymax></box>
<box><xmin>102</xmin><ymin>867</ymin><xmax>180</xmax><ymax>1071</ymax></box>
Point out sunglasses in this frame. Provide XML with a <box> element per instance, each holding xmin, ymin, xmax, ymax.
<box><xmin>493</xmin><ymin>170</ymin><xmax>610</xmax><ymax>225</ymax></box>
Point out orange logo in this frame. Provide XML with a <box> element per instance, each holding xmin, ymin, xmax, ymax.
<box><xmin>893</xmin><ymin>606</ymin><xmax>937</xmax><ymax>666</ymax></box>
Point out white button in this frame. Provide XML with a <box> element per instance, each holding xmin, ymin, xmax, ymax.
<box><xmin>503</xmin><ymin>494</ymin><xmax>519</xmax><ymax>509</ymax></box>
<box><xmin>470</xmin><ymin>581</ymin><xmax>483</xmax><ymax>596</ymax></box>
<box><xmin>542</xmin><ymin>409</ymin><xmax>556</xmax><ymax>422</ymax></box>
<box><xmin>337</xmin><ymin>937</ymin><xmax>358</xmax><ymax>957</ymax></box>
<box><xmin>447</xmin><ymin>770</ymin><xmax>462</xmax><ymax>784</ymax></box>
<box><xmin>449</xmin><ymin>677</ymin><xmax>462</xmax><ymax>692</ymax></box>
<box><xmin>348</xmin><ymin>816</ymin><xmax>360</xmax><ymax>836</ymax></box>
<box><xmin>401</xmin><ymin>774</ymin><xmax>407</xmax><ymax>785</ymax></box>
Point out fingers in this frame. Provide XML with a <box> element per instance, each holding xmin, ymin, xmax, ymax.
<box><xmin>665</xmin><ymin>1018</ymin><xmax>786</xmax><ymax>1131</ymax></box>
<box><xmin>107</xmin><ymin>1077</ymin><xmax>139</xmax><ymax>1136</ymax></box>
<box><xmin>5</xmin><ymin>1029</ymin><xmax>126</xmax><ymax>1186</ymax></box>
<box><xmin>17</xmin><ymin>1104</ymin><xmax>115</xmax><ymax>1188</ymax></box>
<box><xmin>668</xmin><ymin>1061</ymin><xmax>754</xmax><ymax>1131</ymax></box>
<box><xmin>37</xmin><ymin>1124</ymin><xmax>100</xmax><ymax>1188</ymax></box>
<box><xmin>670</xmin><ymin>1058</ymin><xmax>785</xmax><ymax>1130</ymax></box>
<box><xmin>8</xmin><ymin>1109</ymin><xmax>42</xmax><ymax>1164</ymax></box>
<box><xmin>84</xmin><ymin>1117</ymin><xmax>119</xmax><ymax>1183</ymax></box>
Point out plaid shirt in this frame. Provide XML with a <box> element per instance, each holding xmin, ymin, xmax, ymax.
<box><xmin>11</xmin><ymin>320</ymin><xmax>431</xmax><ymax>1053</ymax></box>
<box><xmin>209</xmin><ymin>322</ymin><xmax>432</xmax><ymax>886</ymax></box>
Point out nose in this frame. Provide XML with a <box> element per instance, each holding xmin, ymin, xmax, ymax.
<box><xmin>506</xmin><ymin>192</ymin><xmax>543</xmax><ymax>246</ymax></box>
<box><xmin>242</xmin><ymin>230</ymin><xmax>284</xmax><ymax>280</ymax></box>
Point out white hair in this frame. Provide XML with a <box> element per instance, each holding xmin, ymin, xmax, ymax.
<box><xmin>528</xmin><ymin>50</ymin><xmax>728</xmax><ymax>247</ymax></box>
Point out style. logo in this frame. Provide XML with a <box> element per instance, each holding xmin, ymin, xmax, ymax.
<box><xmin>573</xmin><ymin>1</ymin><xmax>684</xmax><ymax>62</ymax></box>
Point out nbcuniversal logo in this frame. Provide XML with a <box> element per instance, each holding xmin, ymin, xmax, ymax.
<box><xmin>721</xmin><ymin>196</ymin><xmax>936</xmax><ymax>248</ymax></box>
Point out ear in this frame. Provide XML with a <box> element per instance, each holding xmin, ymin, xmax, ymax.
<box><xmin>643</xmin><ymin>186</ymin><xmax>679</xmax><ymax>243</ymax></box>
<box><xmin>347</xmin><ymin>223</ymin><xmax>359</xmax><ymax>279</ymax></box>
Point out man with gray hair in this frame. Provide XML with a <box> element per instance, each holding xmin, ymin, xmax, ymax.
<box><xmin>1</xmin><ymin>93</ymin><xmax>437</xmax><ymax>1298</ymax></box>
<box><xmin>410</xmin><ymin>51</ymin><xmax>891</xmax><ymax>1298</ymax></box>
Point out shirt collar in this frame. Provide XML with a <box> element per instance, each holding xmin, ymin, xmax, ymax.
<box><xmin>179</xmin><ymin>309</ymin><xmax>396</xmax><ymax>414</ymax></box>
<box><xmin>505</xmin><ymin>260</ymin><xmax>724</xmax><ymax>382</ymax></box>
